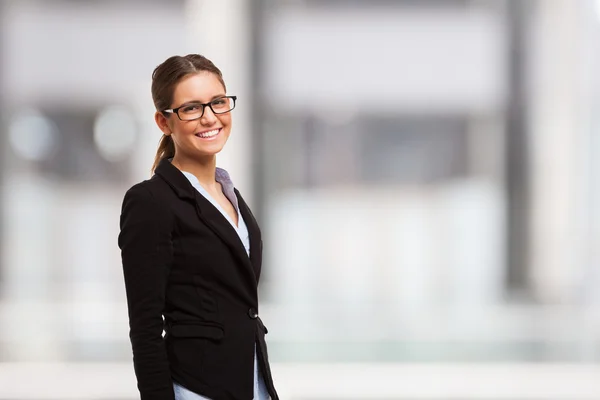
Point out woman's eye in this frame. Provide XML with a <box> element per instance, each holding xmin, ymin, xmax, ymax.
<box><xmin>212</xmin><ymin>99</ymin><xmax>226</xmax><ymax>106</ymax></box>
<box><xmin>181</xmin><ymin>105</ymin><xmax>201</xmax><ymax>113</ymax></box>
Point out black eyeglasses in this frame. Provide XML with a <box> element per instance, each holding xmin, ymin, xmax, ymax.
<box><xmin>162</xmin><ymin>95</ymin><xmax>237</xmax><ymax>121</ymax></box>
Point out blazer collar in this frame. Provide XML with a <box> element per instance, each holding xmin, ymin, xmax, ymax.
<box><xmin>154</xmin><ymin>158</ymin><xmax>197</xmax><ymax>200</ymax></box>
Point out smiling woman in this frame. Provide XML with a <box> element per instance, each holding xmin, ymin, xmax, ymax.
<box><xmin>151</xmin><ymin>56</ymin><xmax>233</xmax><ymax>172</ymax></box>
<box><xmin>118</xmin><ymin>54</ymin><xmax>277</xmax><ymax>400</ymax></box>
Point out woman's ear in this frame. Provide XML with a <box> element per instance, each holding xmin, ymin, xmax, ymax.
<box><xmin>154</xmin><ymin>111</ymin><xmax>172</xmax><ymax>135</ymax></box>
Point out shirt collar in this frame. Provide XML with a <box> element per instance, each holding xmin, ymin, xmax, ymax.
<box><xmin>176</xmin><ymin>163</ymin><xmax>239</xmax><ymax>212</ymax></box>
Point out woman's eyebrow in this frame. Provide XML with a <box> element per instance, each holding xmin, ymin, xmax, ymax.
<box><xmin>180</xmin><ymin>94</ymin><xmax>227</xmax><ymax>105</ymax></box>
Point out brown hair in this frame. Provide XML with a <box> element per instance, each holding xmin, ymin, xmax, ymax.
<box><xmin>150</xmin><ymin>54</ymin><xmax>226</xmax><ymax>173</ymax></box>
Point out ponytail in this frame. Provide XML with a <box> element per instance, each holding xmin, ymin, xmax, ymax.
<box><xmin>151</xmin><ymin>134</ymin><xmax>175</xmax><ymax>174</ymax></box>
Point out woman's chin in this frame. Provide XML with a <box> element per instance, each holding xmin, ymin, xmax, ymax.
<box><xmin>195</xmin><ymin>146</ymin><xmax>225</xmax><ymax>158</ymax></box>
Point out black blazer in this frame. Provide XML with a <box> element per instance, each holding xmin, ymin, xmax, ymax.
<box><xmin>118</xmin><ymin>158</ymin><xmax>278</xmax><ymax>400</ymax></box>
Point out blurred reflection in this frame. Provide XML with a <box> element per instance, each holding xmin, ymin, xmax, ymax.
<box><xmin>93</xmin><ymin>105</ymin><xmax>137</xmax><ymax>162</ymax></box>
<box><xmin>8</xmin><ymin>109</ymin><xmax>58</xmax><ymax>162</ymax></box>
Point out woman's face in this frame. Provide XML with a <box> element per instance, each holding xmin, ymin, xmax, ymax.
<box><xmin>155</xmin><ymin>72</ymin><xmax>232</xmax><ymax>160</ymax></box>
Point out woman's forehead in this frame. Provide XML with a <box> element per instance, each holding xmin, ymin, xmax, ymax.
<box><xmin>173</xmin><ymin>72</ymin><xmax>225</xmax><ymax>103</ymax></box>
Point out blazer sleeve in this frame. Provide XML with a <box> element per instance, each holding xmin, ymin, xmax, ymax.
<box><xmin>118</xmin><ymin>184</ymin><xmax>174</xmax><ymax>400</ymax></box>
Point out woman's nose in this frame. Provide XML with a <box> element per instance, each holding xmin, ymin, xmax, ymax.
<box><xmin>200</xmin><ymin>106</ymin><xmax>218</xmax><ymax>125</ymax></box>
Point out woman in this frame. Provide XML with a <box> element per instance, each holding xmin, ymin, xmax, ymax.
<box><xmin>118</xmin><ymin>54</ymin><xmax>278</xmax><ymax>400</ymax></box>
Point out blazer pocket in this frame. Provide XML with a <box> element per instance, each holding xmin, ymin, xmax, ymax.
<box><xmin>168</xmin><ymin>322</ymin><xmax>224</xmax><ymax>341</ymax></box>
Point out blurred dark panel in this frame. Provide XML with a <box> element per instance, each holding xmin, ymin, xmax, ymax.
<box><xmin>252</xmin><ymin>0</ymin><xmax>267</xmax><ymax>223</ymax></box>
<box><xmin>358</xmin><ymin>116</ymin><xmax>468</xmax><ymax>185</ymax></box>
<box><xmin>0</xmin><ymin>0</ymin><xmax>5</xmax><ymax>288</ymax></box>
<box><xmin>264</xmin><ymin>113</ymin><xmax>469</xmax><ymax>190</ymax></box>
<box><xmin>253</xmin><ymin>0</ymin><xmax>271</xmax><ymax>292</ymax></box>
<box><xmin>505</xmin><ymin>0</ymin><xmax>533</xmax><ymax>295</ymax></box>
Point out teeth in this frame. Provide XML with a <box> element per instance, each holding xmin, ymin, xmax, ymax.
<box><xmin>196</xmin><ymin>129</ymin><xmax>219</xmax><ymax>138</ymax></box>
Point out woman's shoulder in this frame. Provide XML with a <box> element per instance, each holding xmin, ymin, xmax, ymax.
<box><xmin>124</xmin><ymin>174</ymin><xmax>171</xmax><ymax>198</ymax></box>
<box><xmin>118</xmin><ymin>178</ymin><xmax>174</xmax><ymax>247</ymax></box>
<box><xmin>119</xmin><ymin>177</ymin><xmax>176</xmax><ymax>230</ymax></box>
<box><xmin>121</xmin><ymin>174</ymin><xmax>174</xmax><ymax>210</ymax></box>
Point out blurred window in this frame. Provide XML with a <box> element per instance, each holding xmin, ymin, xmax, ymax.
<box><xmin>7</xmin><ymin>107</ymin><xmax>134</xmax><ymax>183</ymax></box>
<box><xmin>264</xmin><ymin>113</ymin><xmax>468</xmax><ymax>189</ymax></box>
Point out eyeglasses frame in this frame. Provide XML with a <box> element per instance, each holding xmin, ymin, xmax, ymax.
<box><xmin>162</xmin><ymin>95</ymin><xmax>237</xmax><ymax>121</ymax></box>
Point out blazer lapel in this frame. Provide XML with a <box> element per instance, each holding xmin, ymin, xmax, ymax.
<box><xmin>235</xmin><ymin>189</ymin><xmax>262</xmax><ymax>280</ymax></box>
<box><xmin>154</xmin><ymin>159</ymin><xmax>257</xmax><ymax>287</ymax></box>
<box><xmin>193</xmin><ymin>192</ymin><xmax>257</xmax><ymax>286</ymax></box>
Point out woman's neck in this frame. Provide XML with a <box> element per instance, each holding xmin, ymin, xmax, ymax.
<box><xmin>171</xmin><ymin>154</ymin><xmax>218</xmax><ymax>189</ymax></box>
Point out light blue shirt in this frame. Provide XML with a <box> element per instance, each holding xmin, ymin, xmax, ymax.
<box><xmin>174</xmin><ymin>167</ymin><xmax>270</xmax><ymax>400</ymax></box>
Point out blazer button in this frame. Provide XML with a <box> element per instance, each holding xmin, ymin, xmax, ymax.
<box><xmin>248</xmin><ymin>308</ymin><xmax>258</xmax><ymax>319</ymax></box>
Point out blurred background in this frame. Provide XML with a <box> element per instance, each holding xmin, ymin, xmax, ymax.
<box><xmin>0</xmin><ymin>0</ymin><xmax>600</xmax><ymax>398</ymax></box>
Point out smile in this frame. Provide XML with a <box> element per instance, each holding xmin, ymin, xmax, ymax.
<box><xmin>195</xmin><ymin>128</ymin><xmax>221</xmax><ymax>139</ymax></box>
